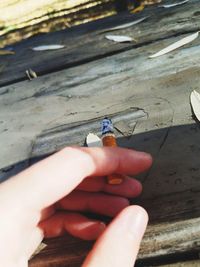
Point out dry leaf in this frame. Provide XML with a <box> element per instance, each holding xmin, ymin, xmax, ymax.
<box><xmin>143</xmin><ymin>0</ymin><xmax>161</xmax><ymax>4</ymax></box>
<box><xmin>149</xmin><ymin>32</ymin><xmax>199</xmax><ymax>58</ymax></box>
<box><xmin>105</xmin><ymin>35</ymin><xmax>133</xmax><ymax>43</ymax></box>
<box><xmin>86</xmin><ymin>133</ymin><xmax>102</xmax><ymax>147</ymax></box>
<box><xmin>30</xmin><ymin>243</ymin><xmax>47</xmax><ymax>259</ymax></box>
<box><xmin>100</xmin><ymin>17</ymin><xmax>147</xmax><ymax>33</ymax></box>
<box><xmin>161</xmin><ymin>0</ymin><xmax>189</xmax><ymax>8</ymax></box>
<box><xmin>32</xmin><ymin>45</ymin><xmax>65</xmax><ymax>51</ymax></box>
<box><xmin>190</xmin><ymin>90</ymin><xmax>200</xmax><ymax>122</ymax></box>
<box><xmin>131</xmin><ymin>4</ymin><xmax>145</xmax><ymax>13</ymax></box>
<box><xmin>0</xmin><ymin>50</ymin><xmax>15</xmax><ymax>55</ymax></box>
<box><xmin>26</xmin><ymin>68</ymin><xmax>38</xmax><ymax>80</ymax></box>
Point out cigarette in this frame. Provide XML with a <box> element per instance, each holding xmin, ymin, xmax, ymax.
<box><xmin>101</xmin><ymin>117</ymin><xmax>124</xmax><ymax>185</ymax></box>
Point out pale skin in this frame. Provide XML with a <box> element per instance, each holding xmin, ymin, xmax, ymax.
<box><xmin>0</xmin><ymin>147</ymin><xmax>152</xmax><ymax>267</ymax></box>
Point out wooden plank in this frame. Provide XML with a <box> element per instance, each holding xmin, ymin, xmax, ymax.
<box><xmin>159</xmin><ymin>260</ymin><xmax>200</xmax><ymax>267</ymax></box>
<box><xmin>29</xmin><ymin>217</ymin><xmax>200</xmax><ymax>266</ymax></box>
<box><xmin>0</xmin><ymin>0</ymin><xmax>116</xmax><ymax>49</ymax></box>
<box><xmin>0</xmin><ymin>0</ymin><xmax>103</xmax><ymax>27</ymax></box>
<box><xmin>1</xmin><ymin>16</ymin><xmax>200</xmax><ymax>264</ymax></box>
<box><xmin>1</xmin><ymin>32</ymin><xmax>200</xmax><ymax>169</ymax></box>
<box><xmin>0</xmin><ymin>0</ymin><xmax>199</xmax><ymax>86</ymax></box>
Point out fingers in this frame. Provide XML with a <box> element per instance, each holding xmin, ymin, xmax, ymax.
<box><xmin>83</xmin><ymin>206</ymin><xmax>148</xmax><ymax>267</ymax></box>
<box><xmin>77</xmin><ymin>176</ymin><xmax>142</xmax><ymax>198</ymax></box>
<box><xmin>80</xmin><ymin>147</ymin><xmax>152</xmax><ymax>176</ymax></box>
<box><xmin>0</xmin><ymin>147</ymin><xmax>152</xmax><ymax>211</ymax></box>
<box><xmin>57</xmin><ymin>191</ymin><xmax>129</xmax><ymax>217</ymax></box>
<box><xmin>40</xmin><ymin>205</ymin><xmax>55</xmax><ymax>221</ymax></box>
<box><xmin>39</xmin><ymin>212</ymin><xmax>106</xmax><ymax>240</ymax></box>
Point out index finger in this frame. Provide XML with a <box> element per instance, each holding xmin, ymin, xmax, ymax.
<box><xmin>0</xmin><ymin>147</ymin><xmax>152</xmax><ymax>211</ymax></box>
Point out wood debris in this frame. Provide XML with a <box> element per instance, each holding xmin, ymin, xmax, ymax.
<box><xmin>26</xmin><ymin>68</ymin><xmax>38</xmax><ymax>80</ymax></box>
<box><xmin>190</xmin><ymin>90</ymin><xmax>200</xmax><ymax>122</ymax></box>
<box><xmin>30</xmin><ymin>243</ymin><xmax>47</xmax><ymax>259</ymax></box>
<box><xmin>32</xmin><ymin>45</ymin><xmax>65</xmax><ymax>51</ymax></box>
<box><xmin>143</xmin><ymin>0</ymin><xmax>161</xmax><ymax>4</ymax></box>
<box><xmin>149</xmin><ymin>31</ymin><xmax>199</xmax><ymax>58</ymax></box>
<box><xmin>0</xmin><ymin>50</ymin><xmax>15</xmax><ymax>55</ymax></box>
<box><xmin>86</xmin><ymin>133</ymin><xmax>103</xmax><ymax>147</ymax></box>
<box><xmin>105</xmin><ymin>35</ymin><xmax>134</xmax><ymax>43</ymax></box>
<box><xmin>160</xmin><ymin>0</ymin><xmax>189</xmax><ymax>8</ymax></box>
<box><xmin>131</xmin><ymin>0</ymin><xmax>161</xmax><ymax>13</ymax></box>
<box><xmin>99</xmin><ymin>17</ymin><xmax>148</xmax><ymax>33</ymax></box>
<box><xmin>131</xmin><ymin>4</ymin><xmax>145</xmax><ymax>13</ymax></box>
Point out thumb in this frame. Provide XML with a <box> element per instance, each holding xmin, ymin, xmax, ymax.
<box><xmin>82</xmin><ymin>206</ymin><xmax>148</xmax><ymax>267</ymax></box>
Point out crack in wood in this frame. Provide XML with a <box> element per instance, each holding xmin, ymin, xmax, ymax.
<box><xmin>30</xmin><ymin>108</ymin><xmax>147</xmax><ymax>158</ymax></box>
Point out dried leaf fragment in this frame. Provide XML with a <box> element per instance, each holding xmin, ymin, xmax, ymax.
<box><xmin>26</xmin><ymin>68</ymin><xmax>38</xmax><ymax>80</ymax></box>
<box><xmin>105</xmin><ymin>35</ymin><xmax>134</xmax><ymax>43</ymax></box>
<box><xmin>131</xmin><ymin>4</ymin><xmax>145</xmax><ymax>13</ymax></box>
<box><xmin>100</xmin><ymin>17</ymin><xmax>148</xmax><ymax>33</ymax></box>
<box><xmin>32</xmin><ymin>45</ymin><xmax>65</xmax><ymax>51</ymax></box>
<box><xmin>0</xmin><ymin>50</ymin><xmax>15</xmax><ymax>55</ymax></box>
<box><xmin>161</xmin><ymin>0</ymin><xmax>189</xmax><ymax>8</ymax></box>
<box><xmin>190</xmin><ymin>90</ymin><xmax>200</xmax><ymax>122</ymax></box>
<box><xmin>86</xmin><ymin>133</ymin><xmax>103</xmax><ymax>147</ymax></box>
<box><xmin>149</xmin><ymin>31</ymin><xmax>199</xmax><ymax>58</ymax></box>
<box><xmin>30</xmin><ymin>243</ymin><xmax>47</xmax><ymax>259</ymax></box>
<box><xmin>143</xmin><ymin>0</ymin><xmax>161</xmax><ymax>4</ymax></box>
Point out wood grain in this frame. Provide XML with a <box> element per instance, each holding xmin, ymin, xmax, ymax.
<box><xmin>1</xmin><ymin>31</ymin><xmax>200</xmax><ymax>169</ymax></box>
<box><xmin>1</xmin><ymin>32</ymin><xmax>200</xmax><ymax>265</ymax></box>
<box><xmin>29</xmin><ymin>217</ymin><xmax>200</xmax><ymax>266</ymax></box>
<box><xmin>0</xmin><ymin>0</ymin><xmax>199</xmax><ymax>86</ymax></box>
<box><xmin>0</xmin><ymin>0</ymin><xmax>116</xmax><ymax>48</ymax></box>
<box><xmin>1</xmin><ymin>2</ymin><xmax>200</xmax><ymax>266</ymax></box>
<box><xmin>159</xmin><ymin>260</ymin><xmax>200</xmax><ymax>267</ymax></box>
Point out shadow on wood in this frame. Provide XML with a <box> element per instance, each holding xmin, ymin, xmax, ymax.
<box><xmin>2</xmin><ymin>122</ymin><xmax>200</xmax><ymax>266</ymax></box>
<box><xmin>2</xmin><ymin>122</ymin><xmax>200</xmax><ymax>223</ymax></box>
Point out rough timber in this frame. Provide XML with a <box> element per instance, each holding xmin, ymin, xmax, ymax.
<box><xmin>0</xmin><ymin>0</ymin><xmax>200</xmax><ymax>266</ymax></box>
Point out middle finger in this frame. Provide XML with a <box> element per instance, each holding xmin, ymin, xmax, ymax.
<box><xmin>57</xmin><ymin>191</ymin><xmax>130</xmax><ymax>217</ymax></box>
<box><xmin>77</xmin><ymin>176</ymin><xmax>142</xmax><ymax>198</ymax></box>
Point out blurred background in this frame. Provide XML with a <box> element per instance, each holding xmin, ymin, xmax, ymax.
<box><xmin>0</xmin><ymin>0</ymin><xmax>160</xmax><ymax>48</ymax></box>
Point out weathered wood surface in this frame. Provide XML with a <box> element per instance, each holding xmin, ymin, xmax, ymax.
<box><xmin>1</xmin><ymin>1</ymin><xmax>200</xmax><ymax>266</ymax></box>
<box><xmin>160</xmin><ymin>260</ymin><xmax>200</xmax><ymax>267</ymax></box>
<box><xmin>1</xmin><ymin>30</ymin><xmax>200</xmax><ymax>172</ymax></box>
<box><xmin>0</xmin><ymin>0</ymin><xmax>199</xmax><ymax>86</ymax></box>
<box><xmin>0</xmin><ymin>0</ymin><xmax>105</xmax><ymax>29</ymax></box>
<box><xmin>29</xmin><ymin>217</ymin><xmax>200</xmax><ymax>266</ymax></box>
<box><xmin>0</xmin><ymin>0</ymin><xmax>116</xmax><ymax>49</ymax></box>
<box><xmin>1</xmin><ymin>31</ymin><xmax>200</xmax><ymax>264</ymax></box>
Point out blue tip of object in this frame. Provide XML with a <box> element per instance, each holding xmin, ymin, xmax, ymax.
<box><xmin>101</xmin><ymin>117</ymin><xmax>114</xmax><ymax>134</ymax></box>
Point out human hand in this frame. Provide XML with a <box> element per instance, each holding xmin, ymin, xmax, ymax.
<box><xmin>0</xmin><ymin>147</ymin><xmax>152</xmax><ymax>266</ymax></box>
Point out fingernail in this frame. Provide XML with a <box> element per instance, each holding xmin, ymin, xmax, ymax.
<box><xmin>121</xmin><ymin>206</ymin><xmax>148</xmax><ymax>239</ymax></box>
<box><xmin>132</xmin><ymin>180</ymin><xmax>143</xmax><ymax>196</ymax></box>
<box><xmin>86</xmin><ymin>221</ymin><xmax>106</xmax><ymax>240</ymax></box>
<box><xmin>139</xmin><ymin>152</ymin><xmax>153</xmax><ymax>162</ymax></box>
<box><xmin>97</xmin><ymin>222</ymin><xmax>106</xmax><ymax>235</ymax></box>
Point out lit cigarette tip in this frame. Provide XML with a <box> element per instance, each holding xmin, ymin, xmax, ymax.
<box><xmin>107</xmin><ymin>174</ymin><xmax>124</xmax><ymax>185</ymax></box>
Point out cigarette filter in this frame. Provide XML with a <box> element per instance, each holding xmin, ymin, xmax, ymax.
<box><xmin>101</xmin><ymin>118</ymin><xmax>124</xmax><ymax>185</ymax></box>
